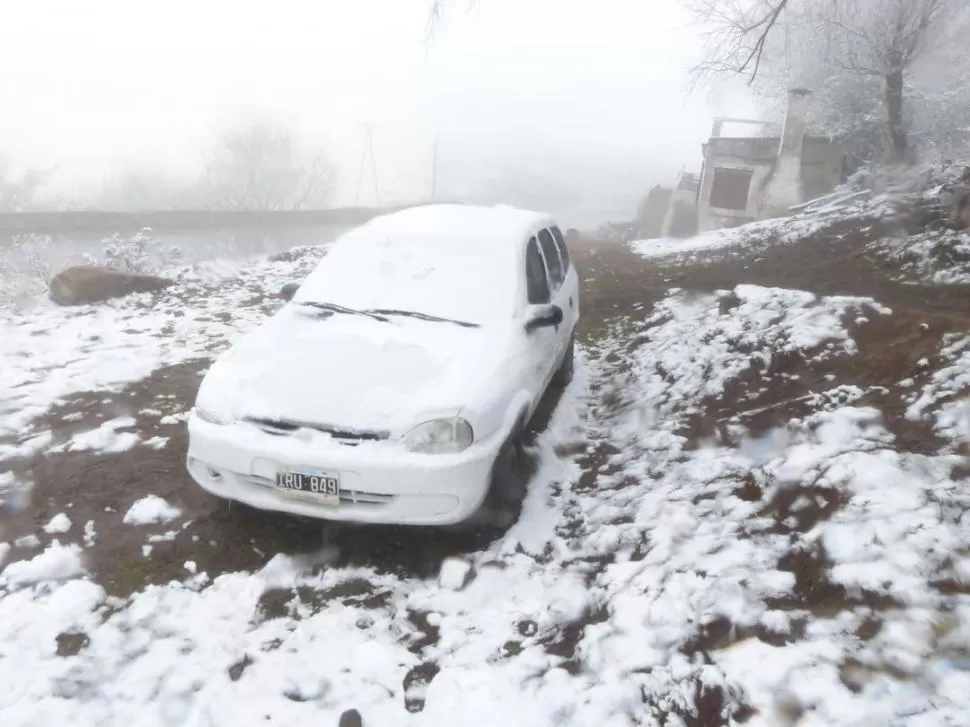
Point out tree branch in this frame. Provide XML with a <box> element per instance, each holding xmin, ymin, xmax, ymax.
<box><xmin>689</xmin><ymin>0</ymin><xmax>792</xmax><ymax>86</ymax></box>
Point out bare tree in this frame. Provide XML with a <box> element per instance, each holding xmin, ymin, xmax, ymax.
<box><xmin>694</xmin><ymin>0</ymin><xmax>969</xmax><ymax>163</ymax></box>
<box><xmin>688</xmin><ymin>0</ymin><xmax>791</xmax><ymax>84</ymax></box>
<box><xmin>0</xmin><ymin>157</ymin><xmax>56</xmax><ymax>212</ymax></box>
<box><xmin>203</xmin><ymin>120</ymin><xmax>337</xmax><ymax>212</ymax></box>
<box><xmin>806</xmin><ymin>0</ymin><xmax>967</xmax><ymax>162</ymax></box>
<box><xmin>426</xmin><ymin>0</ymin><xmax>472</xmax><ymax>38</ymax></box>
<box><xmin>96</xmin><ymin>167</ymin><xmax>207</xmax><ymax>211</ymax></box>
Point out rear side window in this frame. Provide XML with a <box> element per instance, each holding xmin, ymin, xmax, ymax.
<box><xmin>551</xmin><ymin>226</ymin><xmax>570</xmax><ymax>271</ymax></box>
<box><xmin>525</xmin><ymin>236</ymin><xmax>550</xmax><ymax>304</ymax></box>
<box><xmin>538</xmin><ymin>229</ymin><xmax>565</xmax><ymax>290</ymax></box>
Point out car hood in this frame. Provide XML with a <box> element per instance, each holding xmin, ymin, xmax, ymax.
<box><xmin>195</xmin><ymin>306</ymin><xmax>504</xmax><ymax>434</ymax></box>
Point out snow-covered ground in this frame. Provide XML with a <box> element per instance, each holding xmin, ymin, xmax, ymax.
<box><xmin>632</xmin><ymin>172</ymin><xmax>970</xmax><ymax>292</ymax></box>
<box><xmin>631</xmin><ymin>196</ymin><xmax>892</xmax><ymax>266</ymax></box>
<box><xmin>0</xmin><ymin>248</ymin><xmax>326</xmax><ymax>465</ymax></box>
<box><xmin>874</xmin><ymin>226</ymin><xmax>970</xmax><ymax>287</ymax></box>
<box><xmin>3</xmin><ymin>217</ymin><xmax>970</xmax><ymax>725</ymax></box>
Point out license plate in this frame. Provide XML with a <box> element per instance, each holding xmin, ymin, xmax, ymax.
<box><xmin>275</xmin><ymin>469</ymin><xmax>340</xmax><ymax>506</ymax></box>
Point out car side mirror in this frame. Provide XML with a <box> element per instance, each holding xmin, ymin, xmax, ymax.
<box><xmin>279</xmin><ymin>282</ymin><xmax>300</xmax><ymax>301</ymax></box>
<box><xmin>525</xmin><ymin>303</ymin><xmax>563</xmax><ymax>333</ymax></box>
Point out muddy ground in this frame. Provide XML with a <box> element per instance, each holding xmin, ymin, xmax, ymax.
<box><xmin>3</xmin><ymin>222</ymin><xmax>970</xmax><ymax>603</ymax></box>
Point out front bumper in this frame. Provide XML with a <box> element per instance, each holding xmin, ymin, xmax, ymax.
<box><xmin>185</xmin><ymin>414</ymin><xmax>502</xmax><ymax>526</ymax></box>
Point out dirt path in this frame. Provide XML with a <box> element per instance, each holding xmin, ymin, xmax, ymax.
<box><xmin>578</xmin><ymin>215</ymin><xmax>970</xmax><ymax>319</ymax></box>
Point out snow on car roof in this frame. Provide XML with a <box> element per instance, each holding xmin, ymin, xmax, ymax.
<box><xmin>294</xmin><ymin>204</ymin><xmax>555</xmax><ymax>325</ymax></box>
<box><xmin>360</xmin><ymin>203</ymin><xmax>554</xmax><ymax>243</ymax></box>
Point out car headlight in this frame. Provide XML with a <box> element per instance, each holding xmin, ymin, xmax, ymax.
<box><xmin>194</xmin><ymin>406</ymin><xmax>230</xmax><ymax>425</ymax></box>
<box><xmin>402</xmin><ymin>417</ymin><xmax>474</xmax><ymax>454</ymax></box>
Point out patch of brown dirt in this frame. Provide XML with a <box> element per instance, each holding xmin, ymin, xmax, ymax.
<box><xmin>0</xmin><ymin>351</ymin><xmax>571</xmax><ymax>596</ymax></box>
<box><xmin>642</xmin><ymin>678</ymin><xmax>754</xmax><ymax>727</ymax></box>
<box><xmin>573</xmin><ymin>232</ymin><xmax>970</xmax><ymax>457</ymax></box>
<box><xmin>646</xmin><ymin>212</ymin><xmax>970</xmax><ymax>316</ymax></box>
<box><xmin>403</xmin><ymin>661</ymin><xmax>440</xmax><ymax>713</ymax></box>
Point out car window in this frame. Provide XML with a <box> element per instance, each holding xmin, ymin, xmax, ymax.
<box><xmin>525</xmin><ymin>236</ymin><xmax>551</xmax><ymax>304</ymax></box>
<box><xmin>538</xmin><ymin>229</ymin><xmax>565</xmax><ymax>290</ymax></box>
<box><xmin>551</xmin><ymin>226</ymin><xmax>570</xmax><ymax>271</ymax></box>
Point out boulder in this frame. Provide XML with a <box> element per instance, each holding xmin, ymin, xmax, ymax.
<box><xmin>49</xmin><ymin>266</ymin><xmax>174</xmax><ymax>306</ymax></box>
<box><xmin>950</xmin><ymin>187</ymin><xmax>970</xmax><ymax>230</ymax></box>
<box><xmin>338</xmin><ymin>709</ymin><xmax>363</xmax><ymax>727</ymax></box>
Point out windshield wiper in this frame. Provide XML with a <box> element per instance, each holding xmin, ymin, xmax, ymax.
<box><xmin>364</xmin><ymin>308</ymin><xmax>480</xmax><ymax>328</ymax></box>
<box><xmin>298</xmin><ymin>301</ymin><xmax>389</xmax><ymax>322</ymax></box>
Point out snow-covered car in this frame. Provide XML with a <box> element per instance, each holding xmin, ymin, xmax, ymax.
<box><xmin>185</xmin><ymin>204</ymin><xmax>579</xmax><ymax>526</ymax></box>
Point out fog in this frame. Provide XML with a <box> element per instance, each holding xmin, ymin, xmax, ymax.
<box><xmin>1</xmin><ymin>0</ymin><xmax>756</xmax><ymax>228</ymax></box>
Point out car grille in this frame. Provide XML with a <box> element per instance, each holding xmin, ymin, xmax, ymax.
<box><xmin>237</xmin><ymin>473</ymin><xmax>394</xmax><ymax>507</ymax></box>
<box><xmin>245</xmin><ymin>417</ymin><xmax>388</xmax><ymax>446</ymax></box>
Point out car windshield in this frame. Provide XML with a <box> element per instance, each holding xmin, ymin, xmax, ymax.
<box><xmin>294</xmin><ymin>224</ymin><xmax>518</xmax><ymax>326</ymax></box>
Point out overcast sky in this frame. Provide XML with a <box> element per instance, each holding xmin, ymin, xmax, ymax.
<box><xmin>0</xmin><ymin>0</ymin><xmax>758</xmax><ymax>225</ymax></box>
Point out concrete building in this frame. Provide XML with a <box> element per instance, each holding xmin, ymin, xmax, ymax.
<box><xmin>695</xmin><ymin>90</ymin><xmax>844</xmax><ymax>233</ymax></box>
<box><xmin>660</xmin><ymin>171</ymin><xmax>700</xmax><ymax>238</ymax></box>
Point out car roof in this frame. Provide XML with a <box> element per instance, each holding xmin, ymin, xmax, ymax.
<box><xmin>294</xmin><ymin>204</ymin><xmax>556</xmax><ymax>325</ymax></box>
<box><xmin>346</xmin><ymin>204</ymin><xmax>556</xmax><ymax>251</ymax></box>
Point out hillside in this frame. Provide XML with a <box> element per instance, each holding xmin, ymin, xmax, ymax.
<box><xmin>2</xmin><ymin>177</ymin><xmax>970</xmax><ymax>725</ymax></box>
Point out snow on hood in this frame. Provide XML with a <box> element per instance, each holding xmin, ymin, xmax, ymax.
<box><xmin>195</xmin><ymin>304</ymin><xmax>504</xmax><ymax>433</ymax></box>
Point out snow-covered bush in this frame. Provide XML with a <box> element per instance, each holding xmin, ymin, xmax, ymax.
<box><xmin>0</xmin><ymin>233</ymin><xmax>55</xmax><ymax>308</ymax></box>
<box><xmin>100</xmin><ymin>228</ymin><xmax>182</xmax><ymax>274</ymax></box>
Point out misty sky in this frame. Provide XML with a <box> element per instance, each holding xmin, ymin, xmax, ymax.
<box><xmin>1</xmin><ymin>0</ymin><xmax>758</xmax><ymax>225</ymax></box>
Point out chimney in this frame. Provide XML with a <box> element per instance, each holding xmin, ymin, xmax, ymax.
<box><xmin>778</xmin><ymin>88</ymin><xmax>812</xmax><ymax>164</ymax></box>
<box><xmin>759</xmin><ymin>88</ymin><xmax>813</xmax><ymax>217</ymax></box>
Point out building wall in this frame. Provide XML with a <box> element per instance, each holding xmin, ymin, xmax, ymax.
<box><xmin>660</xmin><ymin>188</ymin><xmax>698</xmax><ymax>237</ymax></box>
<box><xmin>697</xmin><ymin>139</ymin><xmax>774</xmax><ymax>232</ymax></box>
<box><xmin>800</xmin><ymin>140</ymin><xmax>845</xmax><ymax>201</ymax></box>
<box><xmin>696</xmin><ymin>137</ymin><xmax>843</xmax><ymax>233</ymax></box>
<box><xmin>760</xmin><ymin>90</ymin><xmax>812</xmax><ymax>217</ymax></box>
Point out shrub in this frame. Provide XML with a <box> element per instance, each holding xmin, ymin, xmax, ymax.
<box><xmin>100</xmin><ymin>227</ymin><xmax>182</xmax><ymax>274</ymax></box>
<box><xmin>0</xmin><ymin>233</ymin><xmax>55</xmax><ymax>308</ymax></box>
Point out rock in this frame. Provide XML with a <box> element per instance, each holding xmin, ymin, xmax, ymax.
<box><xmin>49</xmin><ymin>266</ymin><xmax>174</xmax><ymax>306</ymax></box>
<box><xmin>279</xmin><ymin>282</ymin><xmax>300</xmax><ymax>300</ymax></box>
<box><xmin>437</xmin><ymin>556</ymin><xmax>473</xmax><ymax>591</ymax></box>
<box><xmin>55</xmin><ymin>631</ymin><xmax>89</xmax><ymax>657</ymax></box>
<box><xmin>950</xmin><ymin>187</ymin><xmax>970</xmax><ymax>230</ymax></box>
<box><xmin>227</xmin><ymin>655</ymin><xmax>253</xmax><ymax>681</ymax></box>
<box><xmin>718</xmin><ymin>291</ymin><xmax>742</xmax><ymax>315</ymax></box>
<box><xmin>338</xmin><ymin>709</ymin><xmax>363</xmax><ymax>727</ymax></box>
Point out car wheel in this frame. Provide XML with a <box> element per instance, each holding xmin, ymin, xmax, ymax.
<box><xmin>552</xmin><ymin>335</ymin><xmax>575</xmax><ymax>388</ymax></box>
<box><xmin>460</xmin><ymin>430</ymin><xmax>532</xmax><ymax>531</ymax></box>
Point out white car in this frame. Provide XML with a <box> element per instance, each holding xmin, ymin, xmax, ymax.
<box><xmin>186</xmin><ymin>204</ymin><xmax>579</xmax><ymax>527</ymax></box>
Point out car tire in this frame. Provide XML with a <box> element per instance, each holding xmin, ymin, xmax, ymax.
<box><xmin>489</xmin><ymin>433</ymin><xmax>529</xmax><ymax>513</ymax></box>
<box><xmin>457</xmin><ymin>429</ymin><xmax>532</xmax><ymax>531</ymax></box>
<box><xmin>552</xmin><ymin>335</ymin><xmax>575</xmax><ymax>388</ymax></box>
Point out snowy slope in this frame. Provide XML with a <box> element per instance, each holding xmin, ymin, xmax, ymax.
<box><xmin>0</xmin><ymin>248</ymin><xmax>326</xmax><ymax>463</ymax></box>
<box><xmin>2</xmin><ymin>235</ymin><xmax>970</xmax><ymax>725</ymax></box>
<box><xmin>630</xmin><ymin>195</ymin><xmax>892</xmax><ymax>265</ymax></box>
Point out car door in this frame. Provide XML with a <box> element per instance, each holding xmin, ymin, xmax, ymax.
<box><xmin>537</xmin><ymin>227</ymin><xmax>570</xmax><ymax>358</ymax></box>
<box><xmin>524</xmin><ymin>235</ymin><xmax>559</xmax><ymax>394</ymax></box>
<box><xmin>550</xmin><ymin>225</ymin><xmax>578</xmax><ymax>336</ymax></box>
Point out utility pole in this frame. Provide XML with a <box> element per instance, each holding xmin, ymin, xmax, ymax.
<box><xmin>430</xmin><ymin>134</ymin><xmax>439</xmax><ymax>202</ymax></box>
<box><xmin>354</xmin><ymin>123</ymin><xmax>381</xmax><ymax>207</ymax></box>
